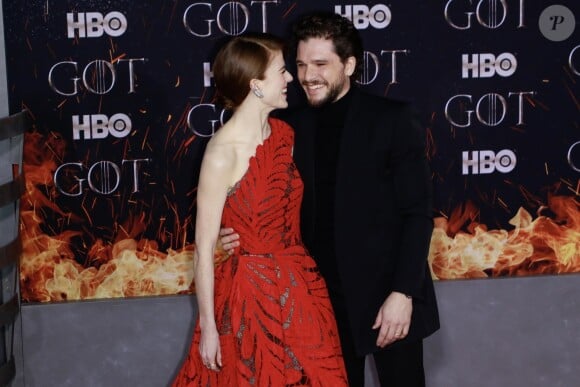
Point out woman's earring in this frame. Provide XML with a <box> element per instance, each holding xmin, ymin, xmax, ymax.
<box><xmin>252</xmin><ymin>87</ymin><xmax>264</xmax><ymax>98</ymax></box>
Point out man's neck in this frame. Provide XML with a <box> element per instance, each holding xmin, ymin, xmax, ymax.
<box><xmin>332</xmin><ymin>84</ymin><xmax>352</xmax><ymax>104</ymax></box>
<box><xmin>331</xmin><ymin>86</ymin><xmax>354</xmax><ymax>106</ymax></box>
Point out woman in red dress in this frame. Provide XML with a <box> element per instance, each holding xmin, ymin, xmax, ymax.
<box><xmin>172</xmin><ymin>33</ymin><xmax>348</xmax><ymax>386</ymax></box>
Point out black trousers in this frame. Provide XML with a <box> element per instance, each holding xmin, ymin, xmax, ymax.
<box><xmin>331</xmin><ymin>293</ymin><xmax>425</xmax><ymax>387</ymax></box>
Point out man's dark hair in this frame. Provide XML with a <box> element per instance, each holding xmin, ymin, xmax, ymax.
<box><xmin>290</xmin><ymin>12</ymin><xmax>363</xmax><ymax>80</ymax></box>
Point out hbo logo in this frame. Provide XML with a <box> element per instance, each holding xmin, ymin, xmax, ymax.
<box><xmin>72</xmin><ymin>113</ymin><xmax>132</xmax><ymax>140</ymax></box>
<box><xmin>462</xmin><ymin>149</ymin><xmax>517</xmax><ymax>175</ymax></box>
<box><xmin>335</xmin><ymin>4</ymin><xmax>391</xmax><ymax>29</ymax></box>
<box><xmin>462</xmin><ymin>53</ymin><xmax>517</xmax><ymax>78</ymax></box>
<box><xmin>67</xmin><ymin>12</ymin><xmax>127</xmax><ymax>38</ymax></box>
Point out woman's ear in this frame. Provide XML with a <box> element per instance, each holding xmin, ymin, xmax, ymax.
<box><xmin>250</xmin><ymin>80</ymin><xmax>264</xmax><ymax>98</ymax></box>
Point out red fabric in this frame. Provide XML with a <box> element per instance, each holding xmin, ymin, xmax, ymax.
<box><xmin>173</xmin><ymin>118</ymin><xmax>348</xmax><ymax>386</ymax></box>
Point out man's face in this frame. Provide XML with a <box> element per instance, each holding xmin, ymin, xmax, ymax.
<box><xmin>296</xmin><ymin>37</ymin><xmax>354</xmax><ymax>107</ymax></box>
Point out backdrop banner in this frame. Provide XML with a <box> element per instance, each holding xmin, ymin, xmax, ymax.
<box><xmin>2</xmin><ymin>0</ymin><xmax>578</xmax><ymax>302</ymax></box>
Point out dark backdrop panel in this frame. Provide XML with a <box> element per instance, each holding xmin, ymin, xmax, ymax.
<box><xmin>2</xmin><ymin>1</ymin><xmax>578</xmax><ymax>301</ymax></box>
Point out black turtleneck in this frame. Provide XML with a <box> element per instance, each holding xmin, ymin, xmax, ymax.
<box><xmin>312</xmin><ymin>88</ymin><xmax>354</xmax><ymax>295</ymax></box>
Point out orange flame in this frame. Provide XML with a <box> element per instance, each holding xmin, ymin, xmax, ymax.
<box><xmin>429</xmin><ymin>195</ymin><xmax>580</xmax><ymax>280</ymax></box>
<box><xmin>19</xmin><ymin>131</ymin><xmax>198</xmax><ymax>302</ymax></box>
<box><xmin>19</xmin><ymin>130</ymin><xmax>580</xmax><ymax>301</ymax></box>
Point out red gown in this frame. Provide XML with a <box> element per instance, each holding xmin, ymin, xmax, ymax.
<box><xmin>173</xmin><ymin>118</ymin><xmax>348</xmax><ymax>386</ymax></box>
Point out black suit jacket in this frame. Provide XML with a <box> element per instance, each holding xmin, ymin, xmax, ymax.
<box><xmin>280</xmin><ymin>88</ymin><xmax>440</xmax><ymax>356</ymax></box>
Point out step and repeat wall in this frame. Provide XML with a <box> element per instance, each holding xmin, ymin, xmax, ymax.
<box><xmin>2</xmin><ymin>1</ymin><xmax>578</xmax><ymax>302</ymax></box>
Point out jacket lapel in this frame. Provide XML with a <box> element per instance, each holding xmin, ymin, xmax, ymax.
<box><xmin>335</xmin><ymin>88</ymin><xmax>365</xmax><ymax>204</ymax></box>
<box><xmin>290</xmin><ymin>108</ymin><xmax>317</xmax><ymax>246</ymax></box>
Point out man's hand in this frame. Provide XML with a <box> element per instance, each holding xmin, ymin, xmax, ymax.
<box><xmin>218</xmin><ymin>227</ymin><xmax>239</xmax><ymax>255</ymax></box>
<box><xmin>372</xmin><ymin>291</ymin><xmax>413</xmax><ymax>348</ymax></box>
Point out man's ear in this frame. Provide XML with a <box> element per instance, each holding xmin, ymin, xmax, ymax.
<box><xmin>344</xmin><ymin>56</ymin><xmax>356</xmax><ymax>77</ymax></box>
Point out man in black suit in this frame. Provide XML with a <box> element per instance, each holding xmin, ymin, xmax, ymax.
<box><xmin>221</xmin><ymin>12</ymin><xmax>439</xmax><ymax>386</ymax></box>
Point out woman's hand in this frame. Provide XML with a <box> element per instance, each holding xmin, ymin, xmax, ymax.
<box><xmin>199</xmin><ymin>325</ymin><xmax>222</xmax><ymax>372</ymax></box>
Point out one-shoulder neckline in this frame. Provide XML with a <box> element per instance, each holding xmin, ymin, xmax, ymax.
<box><xmin>226</xmin><ymin>118</ymin><xmax>277</xmax><ymax>198</ymax></box>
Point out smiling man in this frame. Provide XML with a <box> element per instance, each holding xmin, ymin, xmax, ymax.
<box><xmin>285</xmin><ymin>12</ymin><xmax>440</xmax><ymax>386</ymax></box>
<box><xmin>295</xmin><ymin>37</ymin><xmax>354</xmax><ymax>107</ymax></box>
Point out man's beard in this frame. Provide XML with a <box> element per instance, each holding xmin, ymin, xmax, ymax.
<box><xmin>303</xmin><ymin>78</ymin><xmax>346</xmax><ymax>108</ymax></box>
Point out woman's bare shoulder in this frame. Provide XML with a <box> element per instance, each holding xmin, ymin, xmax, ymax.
<box><xmin>202</xmin><ymin>131</ymin><xmax>237</xmax><ymax>172</ymax></box>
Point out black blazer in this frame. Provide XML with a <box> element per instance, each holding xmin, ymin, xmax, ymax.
<box><xmin>281</xmin><ymin>88</ymin><xmax>440</xmax><ymax>356</ymax></box>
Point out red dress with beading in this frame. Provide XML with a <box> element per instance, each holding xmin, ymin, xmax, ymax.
<box><xmin>173</xmin><ymin>118</ymin><xmax>348</xmax><ymax>386</ymax></box>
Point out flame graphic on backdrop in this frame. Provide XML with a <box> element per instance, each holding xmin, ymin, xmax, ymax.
<box><xmin>19</xmin><ymin>131</ymin><xmax>580</xmax><ymax>302</ymax></box>
<box><xmin>19</xmin><ymin>130</ymin><xmax>199</xmax><ymax>302</ymax></box>
<box><xmin>429</xmin><ymin>196</ymin><xmax>580</xmax><ymax>279</ymax></box>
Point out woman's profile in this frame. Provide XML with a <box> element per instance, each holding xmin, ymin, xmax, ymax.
<box><xmin>172</xmin><ymin>33</ymin><xmax>348</xmax><ymax>386</ymax></box>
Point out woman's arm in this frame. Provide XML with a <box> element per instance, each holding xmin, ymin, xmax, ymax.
<box><xmin>194</xmin><ymin>143</ymin><xmax>232</xmax><ymax>370</ymax></box>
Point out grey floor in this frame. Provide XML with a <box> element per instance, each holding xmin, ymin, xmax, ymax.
<box><xmin>11</xmin><ymin>273</ymin><xmax>580</xmax><ymax>387</ymax></box>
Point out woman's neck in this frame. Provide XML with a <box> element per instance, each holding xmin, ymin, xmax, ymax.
<box><xmin>226</xmin><ymin>105</ymin><xmax>271</xmax><ymax>144</ymax></box>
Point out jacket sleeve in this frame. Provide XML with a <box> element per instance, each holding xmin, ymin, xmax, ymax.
<box><xmin>389</xmin><ymin>103</ymin><xmax>434</xmax><ymax>298</ymax></box>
